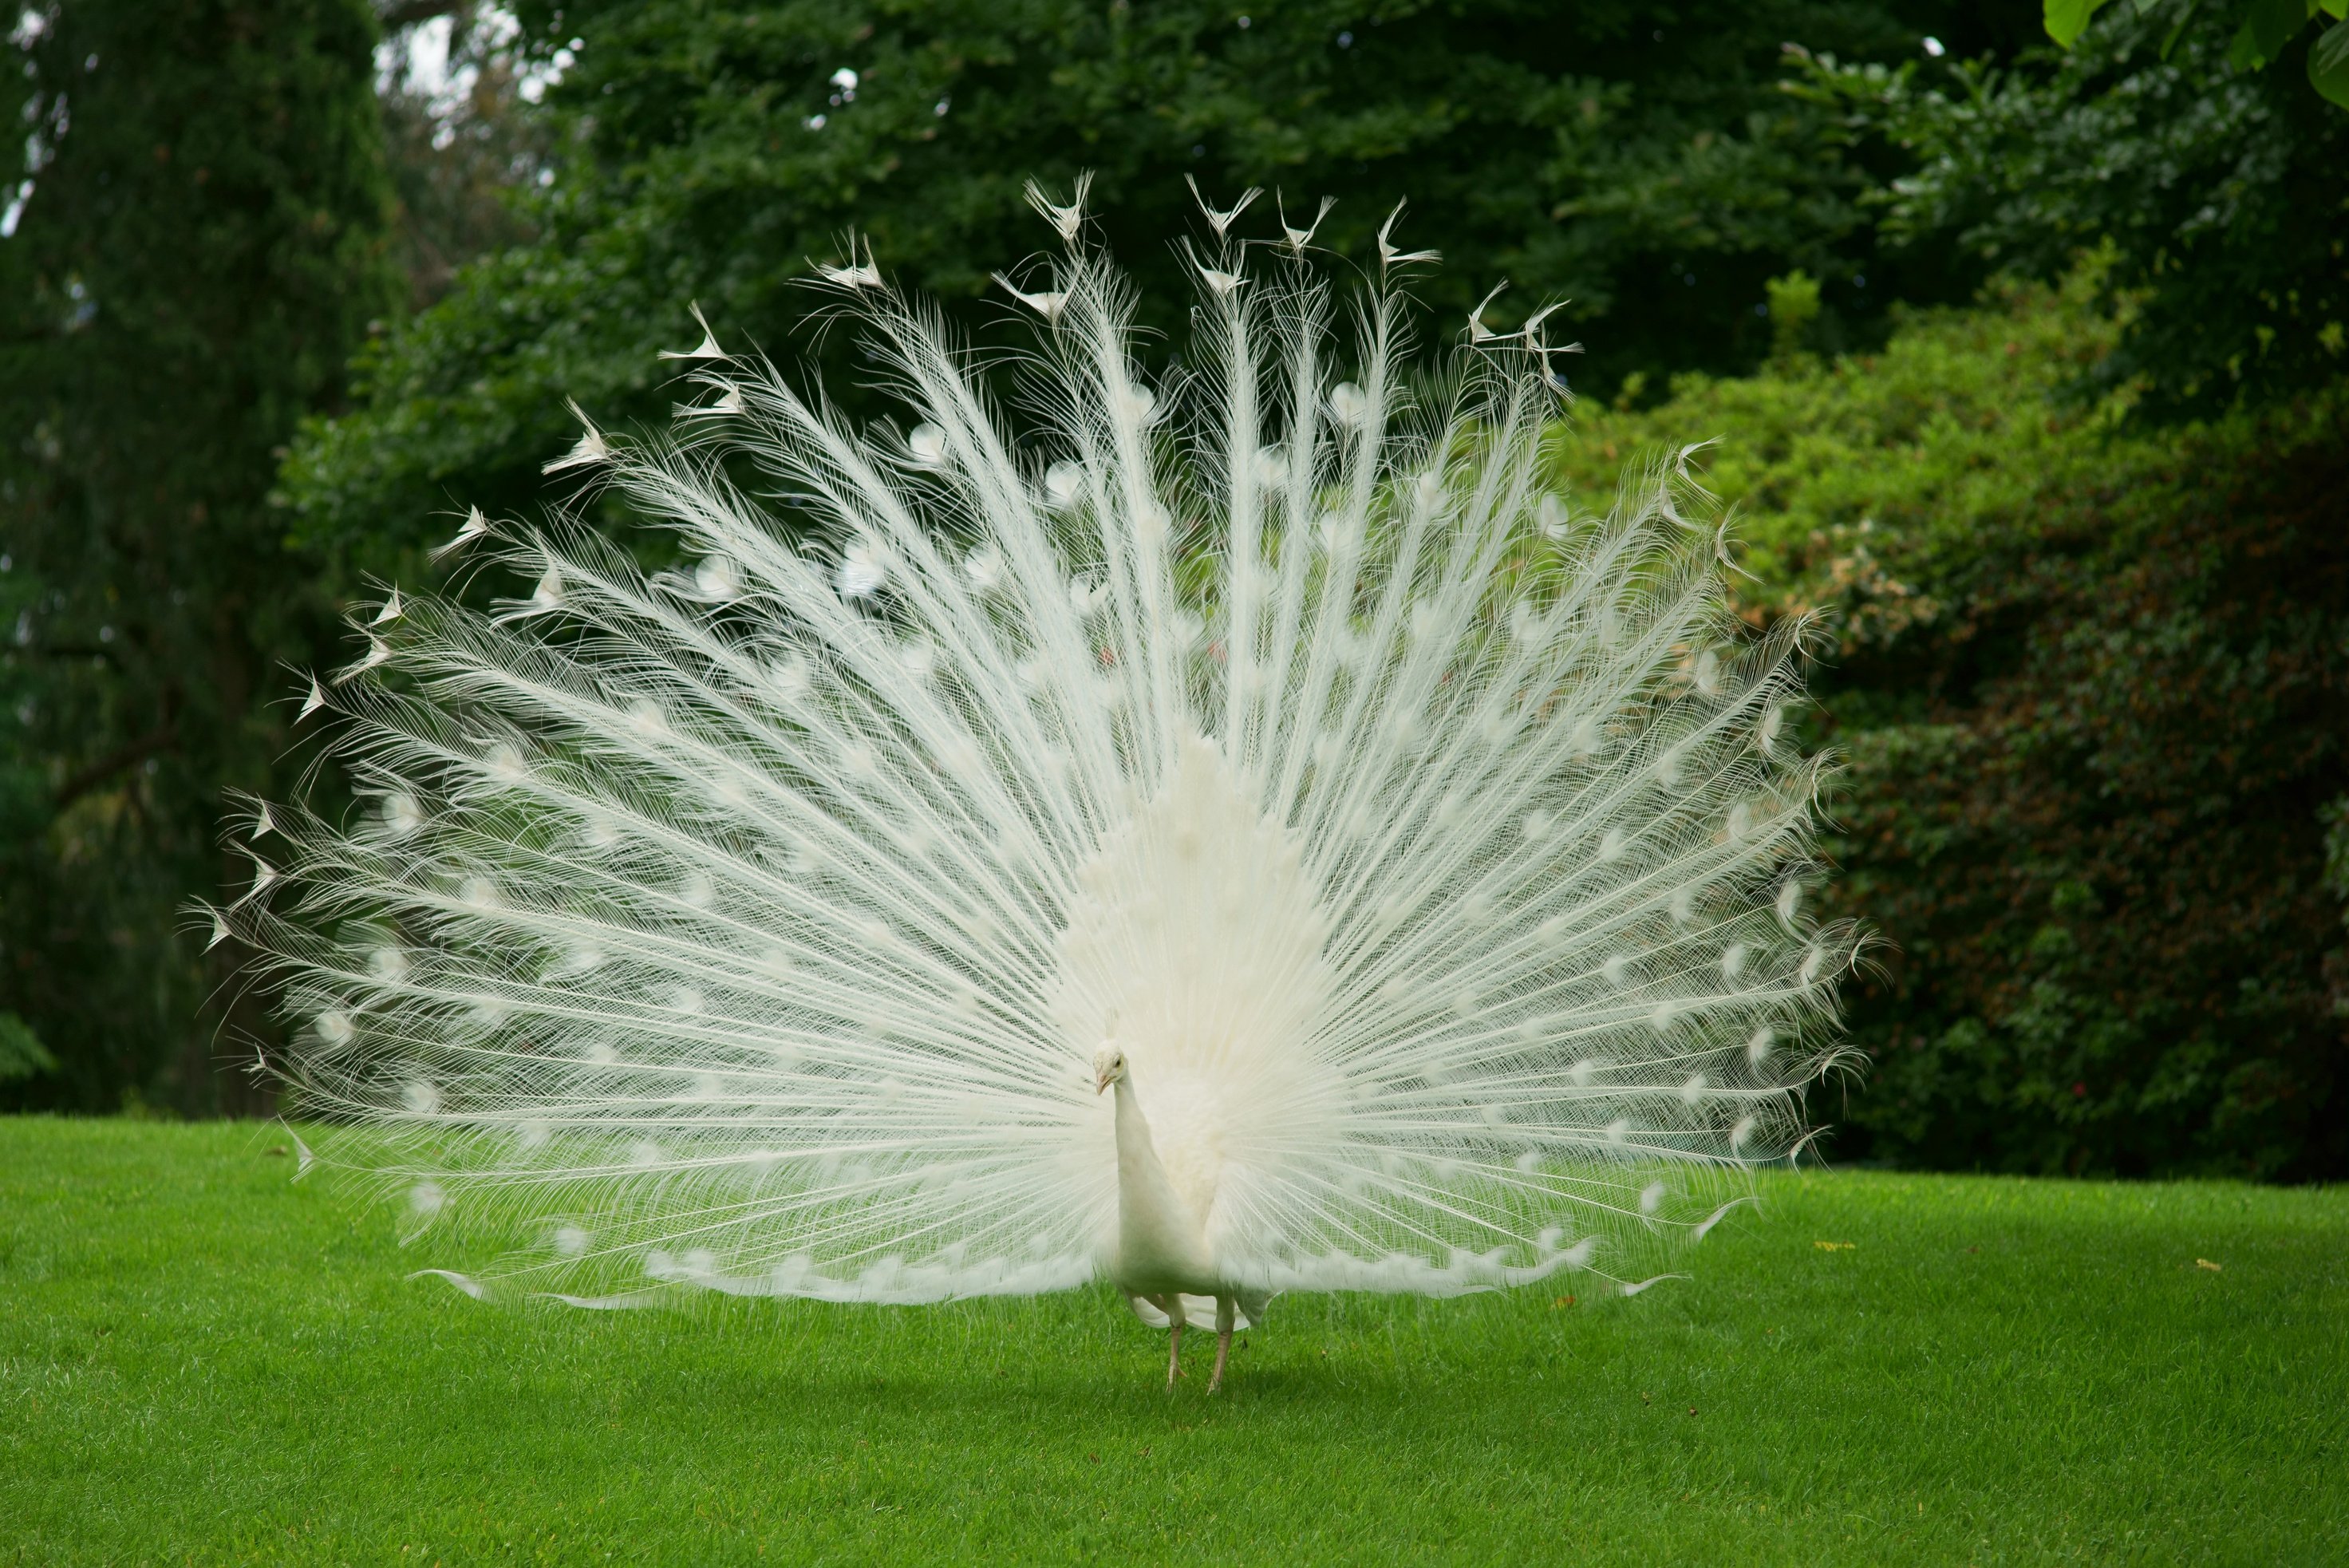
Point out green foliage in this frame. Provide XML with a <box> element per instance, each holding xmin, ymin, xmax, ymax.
<box><xmin>2317</xmin><ymin>11</ymin><xmax>2349</xmax><ymax>105</ymax></box>
<box><xmin>2327</xmin><ymin>794</ymin><xmax>2349</xmax><ymax>903</ymax></box>
<box><xmin>1794</xmin><ymin>5</ymin><xmax>2349</xmax><ymax>419</ymax></box>
<box><xmin>7</xmin><ymin>1119</ymin><xmax>2346</xmax><ymax>1559</ymax></box>
<box><xmin>1763</xmin><ymin>267</ymin><xmax>1823</xmax><ymax>363</ymax></box>
<box><xmin>0</xmin><ymin>0</ymin><xmax>397</xmax><ymax>1113</ymax></box>
<box><xmin>0</xmin><ymin>1012</ymin><xmax>55</xmax><ymax>1084</ymax></box>
<box><xmin>1</xmin><ymin>0</ymin><xmax>2336</xmax><ymax>1182</ymax></box>
<box><xmin>281</xmin><ymin>0</ymin><xmax>1997</xmax><ymax>572</ymax></box>
<box><xmin>1551</xmin><ymin>278</ymin><xmax>2349</xmax><ymax>1179</ymax></box>
<box><xmin>2045</xmin><ymin>0</ymin><xmax>2349</xmax><ymax>108</ymax></box>
<box><xmin>2039</xmin><ymin>0</ymin><xmax>2107</xmax><ymax>46</ymax></box>
<box><xmin>1830</xmin><ymin>421</ymin><xmax>2347</xmax><ymax>1180</ymax></box>
<box><xmin>1549</xmin><ymin>267</ymin><xmax>2127</xmax><ymax>626</ymax></box>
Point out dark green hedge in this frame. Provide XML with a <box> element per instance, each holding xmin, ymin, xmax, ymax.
<box><xmin>1551</xmin><ymin>278</ymin><xmax>2349</xmax><ymax>1179</ymax></box>
<box><xmin>1832</xmin><ymin>407</ymin><xmax>2347</xmax><ymax>1180</ymax></box>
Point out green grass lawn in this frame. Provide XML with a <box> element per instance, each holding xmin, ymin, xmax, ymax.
<box><xmin>2</xmin><ymin>1119</ymin><xmax>2343</xmax><ymax>1565</ymax></box>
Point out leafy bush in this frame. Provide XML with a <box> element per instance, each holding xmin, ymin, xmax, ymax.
<box><xmin>1550</xmin><ymin>277</ymin><xmax>2349</xmax><ymax>1178</ymax></box>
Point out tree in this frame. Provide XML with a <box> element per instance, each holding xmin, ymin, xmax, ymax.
<box><xmin>279</xmin><ymin>0</ymin><xmax>2018</xmax><ymax>575</ymax></box>
<box><xmin>1794</xmin><ymin>0</ymin><xmax>2349</xmax><ymax>417</ymax></box>
<box><xmin>375</xmin><ymin>2</ymin><xmax>552</xmax><ymax>309</ymax></box>
<box><xmin>2043</xmin><ymin>0</ymin><xmax>2349</xmax><ymax>109</ymax></box>
<box><xmin>0</xmin><ymin>0</ymin><xmax>397</xmax><ymax>1112</ymax></box>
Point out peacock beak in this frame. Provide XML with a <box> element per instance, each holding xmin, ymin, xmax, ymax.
<box><xmin>1095</xmin><ymin>1070</ymin><xmax>1110</xmax><ymax>1096</ymax></box>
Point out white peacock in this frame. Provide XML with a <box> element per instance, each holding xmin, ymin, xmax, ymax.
<box><xmin>218</xmin><ymin>179</ymin><xmax>1857</xmax><ymax>1393</ymax></box>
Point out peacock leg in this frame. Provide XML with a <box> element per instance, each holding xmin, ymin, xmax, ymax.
<box><xmin>1208</xmin><ymin>1294</ymin><xmax>1236</xmax><ymax>1393</ymax></box>
<box><xmin>1162</xmin><ymin>1296</ymin><xmax>1183</xmax><ymax>1388</ymax></box>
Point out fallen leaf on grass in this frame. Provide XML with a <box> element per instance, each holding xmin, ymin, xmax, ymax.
<box><xmin>2195</xmin><ymin>1258</ymin><xmax>2221</xmax><ymax>1272</ymax></box>
<box><xmin>1814</xmin><ymin>1241</ymin><xmax>1855</xmax><ymax>1251</ymax></box>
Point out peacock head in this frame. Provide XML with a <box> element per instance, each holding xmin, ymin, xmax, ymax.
<box><xmin>1092</xmin><ymin>1041</ymin><xmax>1129</xmax><ymax>1096</ymax></box>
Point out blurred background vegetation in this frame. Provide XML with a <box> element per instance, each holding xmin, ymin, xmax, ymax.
<box><xmin>2</xmin><ymin>0</ymin><xmax>2342</xmax><ymax>1177</ymax></box>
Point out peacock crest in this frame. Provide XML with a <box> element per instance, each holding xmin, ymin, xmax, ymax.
<box><xmin>216</xmin><ymin>179</ymin><xmax>1860</xmax><ymax>1387</ymax></box>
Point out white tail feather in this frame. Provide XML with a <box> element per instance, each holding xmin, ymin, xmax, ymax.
<box><xmin>225</xmin><ymin>224</ymin><xmax>1856</xmax><ymax>1312</ymax></box>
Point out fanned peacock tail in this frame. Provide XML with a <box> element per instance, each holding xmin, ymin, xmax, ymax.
<box><xmin>215</xmin><ymin>183</ymin><xmax>1860</xmax><ymax>1309</ymax></box>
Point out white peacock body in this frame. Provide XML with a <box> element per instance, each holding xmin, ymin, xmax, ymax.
<box><xmin>219</xmin><ymin>183</ymin><xmax>1858</xmax><ymax>1353</ymax></box>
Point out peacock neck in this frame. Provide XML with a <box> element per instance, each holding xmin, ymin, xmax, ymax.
<box><xmin>1109</xmin><ymin>1073</ymin><xmax>1214</xmax><ymax>1290</ymax></box>
<box><xmin>1111</xmin><ymin>1073</ymin><xmax>1166</xmax><ymax>1192</ymax></box>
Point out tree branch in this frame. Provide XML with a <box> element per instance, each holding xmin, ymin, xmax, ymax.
<box><xmin>378</xmin><ymin>0</ymin><xmax>471</xmax><ymax>29</ymax></box>
<box><xmin>53</xmin><ymin>725</ymin><xmax>179</xmax><ymax>810</ymax></box>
